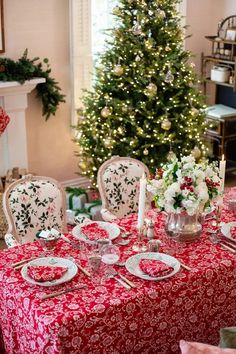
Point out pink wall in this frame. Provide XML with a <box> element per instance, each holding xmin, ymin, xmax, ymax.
<box><xmin>2</xmin><ymin>0</ymin><xmax>78</xmax><ymax>182</ymax></box>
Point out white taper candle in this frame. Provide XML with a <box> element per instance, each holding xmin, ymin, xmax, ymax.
<box><xmin>137</xmin><ymin>173</ymin><xmax>146</xmax><ymax>229</ymax></box>
<box><xmin>219</xmin><ymin>154</ymin><xmax>226</xmax><ymax>193</ymax></box>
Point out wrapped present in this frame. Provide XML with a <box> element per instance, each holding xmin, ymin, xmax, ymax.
<box><xmin>65</xmin><ymin>187</ymin><xmax>88</xmax><ymax>210</ymax></box>
<box><xmin>84</xmin><ymin>199</ymin><xmax>102</xmax><ymax>221</ymax></box>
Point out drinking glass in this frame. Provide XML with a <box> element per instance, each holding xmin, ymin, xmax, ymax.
<box><xmin>100</xmin><ymin>242</ymin><xmax>120</xmax><ymax>278</ymax></box>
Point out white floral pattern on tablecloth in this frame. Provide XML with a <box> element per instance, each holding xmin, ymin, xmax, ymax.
<box><xmin>0</xmin><ymin>188</ymin><xmax>235</xmax><ymax>354</ymax></box>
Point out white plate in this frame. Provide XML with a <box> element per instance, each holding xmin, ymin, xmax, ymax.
<box><xmin>125</xmin><ymin>252</ymin><xmax>180</xmax><ymax>281</ymax></box>
<box><xmin>221</xmin><ymin>222</ymin><xmax>236</xmax><ymax>242</ymax></box>
<box><xmin>21</xmin><ymin>257</ymin><xmax>78</xmax><ymax>287</ymax></box>
<box><xmin>72</xmin><ymin>221</ymin><xmax>120</xmax><ymax>242</ymax></box>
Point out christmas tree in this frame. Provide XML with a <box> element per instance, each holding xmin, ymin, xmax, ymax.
<box><xmin>75</xmin><ymin>0</ymin><xmax>207</xmax><ymax>185</ymax></box>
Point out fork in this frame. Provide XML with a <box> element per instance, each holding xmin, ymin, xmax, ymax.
<box><xmin>106</xmin><ymin>268</ymin><xmax>131</xmax><ymax>290</ymax></box>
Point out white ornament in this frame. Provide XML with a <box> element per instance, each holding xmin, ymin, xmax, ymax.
<box><xmin>143</xmin><ymin>148</ymin><xmax>149</xmax><ymax>156</ymax></box>
<box><xmin>101</xmin><ymin>106</ymin><xmax>112</xmax><ymax>118</ymax></box>
<box><xmin>161</xmin><ymin>119</ymin><xmax>171</xmax><ymax>130</ymax></box>
<box><xmin>113</xmin><ymin>65</ymin><xmax>124</xmax><ymax>76</ymax></box>
<box><xmin>135</xmin><ymin>55</ymin><xmax>141</xmax><ymax>62</ymax></box>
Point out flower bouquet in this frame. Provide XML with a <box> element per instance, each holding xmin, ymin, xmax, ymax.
<box><xmin>147</xmin><ymin>155</ymin><xmax>221</xmax><ymax>242</ymax></box>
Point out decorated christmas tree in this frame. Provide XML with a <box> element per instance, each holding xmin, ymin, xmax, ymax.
<box><xmin>75</xmin><ymin>0</ymin><xmax>207</xmax><ymax>185</ymax></box>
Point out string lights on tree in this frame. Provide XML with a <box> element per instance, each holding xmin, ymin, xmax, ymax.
<box><xmin>75</xmin><ymin>0</ymin><xmax>208</xmax><ymax>185</ymax></box>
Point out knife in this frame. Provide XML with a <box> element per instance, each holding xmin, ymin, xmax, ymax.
<box><xmin>40</xmin><ymin>284</ymin><xmax>87</xmax><ymax>300</ymax></box>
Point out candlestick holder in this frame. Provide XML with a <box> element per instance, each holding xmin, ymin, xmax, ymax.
<box><xmin>132</xmin><ymin>226</ymin><xmax>147</xmax><ymax>252</ymax></box>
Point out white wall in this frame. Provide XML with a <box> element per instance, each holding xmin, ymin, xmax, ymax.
<box><xmin>2</xmin><ymin>0</ymin><xmax>78</xmax><ymax>182</ymax></box>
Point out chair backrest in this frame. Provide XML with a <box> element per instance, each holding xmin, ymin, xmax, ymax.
<box><xmin>97</xmin><ymin>156</ymin><xmax>150</xmax><ymax>219</ymax></box>
<box><xmin>3</xmin><ymin>174</ymin><xmax>67</xmax><ymax>244</ymax></box>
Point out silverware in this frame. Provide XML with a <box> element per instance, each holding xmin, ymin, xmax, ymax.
<box><xmin>76</xmin><ymin>262</ymin><xmax>91</xmax><ymax>277</ymax></box>
<box><xmin>112</xmin><ymin>269</ymin><xmax>137</xmax><ymax>288</ymax></box>
<box><xmin>39</xmin><ymin>284</ymin><xmax>87</xmax><ymax>300</ymax></box>
<box><xmin>107</xmin><ymin>268</ymin><xmax>131</xmax><ymax>290</ymax></box>
<box><xmin>220</xmin><ymin>243</ymin><xmax>236</xmax><ymax>253</ymax></box>
<box><xmin>179</xmin><ymin>262</ymin><xmax>192</xmax><ymax>271</ymax></box>
<box><xmin>12</xmin><ymin>257</ymin><xmax>35</xmax><ymax>268</ymax></box>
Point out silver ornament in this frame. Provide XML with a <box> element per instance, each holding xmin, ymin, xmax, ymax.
<box><xmin>101</xmin><ymin>106</ymin><xmax>112</xmax><ymax>118</ymax></box>
<box><xmin>113</xmin><ymin>64</ymin><xmax>124</xmax><ymax>76</ymax></box>
<box><xmin>165</xmin><ymin>70</ymin><xmax>174</xmax><ymax>83</ymax></box>
<box><xmin>161</xmin><ymin>119</ymin><xmax>171</xmax><ymax>130</ymax></box>
<box><xmin>143</xmin><ymin>148</ymin><xmax>149</xmax><ymax>156</ymax></box>
<box><xmin>132</xmin><ymin>23</ymin><xmax>142</xmax><ymax>36</ymax></box>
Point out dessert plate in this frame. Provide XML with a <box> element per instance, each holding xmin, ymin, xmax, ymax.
<box><xmin>72</xmin><ymin>221</ymin><xmax>120</xmax><ymax>242</ymax></box>
<box><xmin>21</xmin><ymin>257</ymin><xmax>78</xmax><ymax>287</ymax></box>
<box><xmin>125</xmin><ymin>252</ymin><xmax>180</xmax><ymax>281</ymax></box>
<box><xmin>221</xmin><ymin>222</ymin><xmax>236</xmax><ymax>242</ymax></box>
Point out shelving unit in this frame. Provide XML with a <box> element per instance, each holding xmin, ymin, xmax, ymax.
<box><xmin>201</xmin><ymin>15</ymin><xmax>236</xmax><ymax>172</ymax></box>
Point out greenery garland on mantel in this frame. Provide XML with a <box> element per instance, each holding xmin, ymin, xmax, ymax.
<box><xmin>0</xmin><ymin>49</ymin><xmax>65</xmax><ymax>120</ymax></box>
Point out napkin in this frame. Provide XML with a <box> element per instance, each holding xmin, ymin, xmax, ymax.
<box><xmin>139</xmin><ymin>259</ymin><xmax>174</xmax><ymax>277</ymax></box>
<box><xmin>230</xmin><ymin>226</ymin><xmax>236</xmax><ymax>239</ymax></box>
<box><xmin>38</xmin><ymin>228</ymin><xmax>60</xmax><ymax>239</ymax></box>
<box><xmin>81</xmin><ymin>222</ymin><xmax>109</xmax><ymax>241</ymax></box>
<box><xmin>27</xmin><ymin>265</ymin><xmax>68</xmax><ymax>282</ymax></box>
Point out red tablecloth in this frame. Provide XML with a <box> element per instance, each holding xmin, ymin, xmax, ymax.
<box><xmin>0</xmin><ymin>188</ymin><xmax>236</xmax><ymax>354</ymax></box>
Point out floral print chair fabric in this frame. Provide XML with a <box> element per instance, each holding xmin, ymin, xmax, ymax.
<box><xmin>97</xmin><ymin>156</ymin><xmax>150</xmax><ymax>221</ymax></box>
<box><xmin>3</xmin><ymin>175</ymin><xmax>67</xmax><ymax>247</ymax></box>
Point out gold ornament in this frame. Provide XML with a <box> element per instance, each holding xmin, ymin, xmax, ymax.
<box><xmin>112</xmin><ymin>7</ymin><xmax>121</xmax><ymax>16</ymax></box>
<box><xmin>161</xmin><ymin>119</ymin><xmax>171</xmax><ymax>130</ymax></box>
<box><xmin>165</xmin><ymin>46</ymin><xmax>171</xmax><ymax>51</ymax></box>
<box><xmin>121</xmin><ymin>105</ymin><xmax>128</xmax><ymax>113</ymax></box>
<box><xmin>191</xmin><ymin>107</ymin><xmax>199</xmax><ymax>116</ymax></box>
<box><xmin>79</xmin><ymin>161</ymin><xmax>87</xmax><ymax>170</ymax></box>
<box><xmin>191</xmin><ymin>146</ymin><xmax>201</xmax><ymax>159</ymax></box>
<box><xmin>104</xmin><ymin>137</ymin><xmax>113</xmax><ymax>149</ymax></box>
<box><xmin>158</xmin><ymin>10</ymin><xmax>166</xmax><ymax>18</ymax></box>
<box><xmin>143</xmin><ymin>148</ymin><xmax>149</xmax><ymax>155</ymax></box>
<box><xmin>113</xmin><ymin>64</ymin><xmax>124</xmax><ymax>76</ymax></box>
<box><xmin>167</xmin><ymin>150</ymin><xmax>176</xmax><ymax>161</ymax></box>
<box><xmin>137</xmin><ymin>127</ymin><xmax>144</xmax><ymax>135</ymax></box>
<box><xmin>101</xmin><ymin>106</ymin><xmax>112</xmax><ymax>118</ymax></box>
<box><xmin>145</xmin><ymin>83</ymin><xmax>157</xmax><ymax>97</ymax></box>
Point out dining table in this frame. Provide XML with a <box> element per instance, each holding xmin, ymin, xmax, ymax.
<box><xmin>0</xmin><ymin>187</ymin><xmax>236</xmax><ymax>354</ymax></box>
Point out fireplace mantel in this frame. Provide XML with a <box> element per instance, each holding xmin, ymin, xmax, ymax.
<box><xmin>0</xmin><ymin>78</ymin><xmax>46</xmax><ymax>176</ymax></box>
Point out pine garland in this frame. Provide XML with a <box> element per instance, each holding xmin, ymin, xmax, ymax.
<box><xmin>0</xmin><ymin>49</ymin><xmax>65</xmax><ymax>120</ymax></box>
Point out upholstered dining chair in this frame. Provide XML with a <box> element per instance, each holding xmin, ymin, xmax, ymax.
<box><xmin>97</xmin><ymin>156</ymin><xmax>151</xmax><ymax>221</ymax></box>
<box><xmin>3</xmin><ymin>174</ymin><xmax>67</xmax><ymax>247</ymax></box>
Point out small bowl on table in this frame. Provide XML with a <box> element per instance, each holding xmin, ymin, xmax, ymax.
<box><xmin>36</xmin><ymin>232</ymin><xmax>61</xmax><ymax>251</ymax></box>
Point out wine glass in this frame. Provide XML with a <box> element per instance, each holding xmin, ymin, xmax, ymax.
<box><xmin>100</xmin><ymin>242</ymin><xmax>120</xmax><ymax>278</ymax></box>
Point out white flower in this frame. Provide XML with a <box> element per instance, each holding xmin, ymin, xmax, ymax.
<box><xmin>148</xmin><ymin>155</ymin><xmax>220</xmax><ymax>215</ymax></box>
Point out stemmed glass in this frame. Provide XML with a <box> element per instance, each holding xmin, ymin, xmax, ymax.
<box><xmin>132</xmin><ymin>226</ymin><xmax>148</xmax><ymax>252</ymax></box>
<box><xmin>100</xmin><ymin>241</ymin><xmax>120</xmax><ymax>277</ymax></box>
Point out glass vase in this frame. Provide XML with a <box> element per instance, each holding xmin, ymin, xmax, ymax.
<box><xmin>165</xmin><ymin>212</ymin><xmax>202</xmax><ymax>243</ymax></box>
